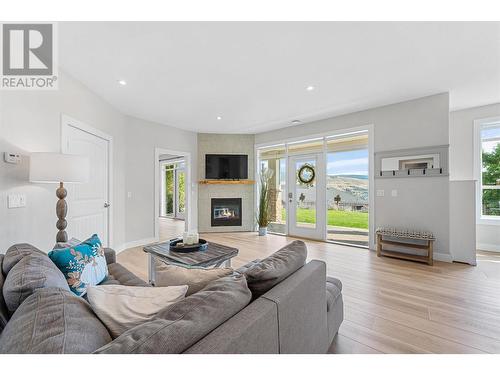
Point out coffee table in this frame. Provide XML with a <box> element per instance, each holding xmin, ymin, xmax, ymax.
<box><xmin>143</xmin><ymin>239</ymin><xmax>239</xmax><ymax>285</ymax></box>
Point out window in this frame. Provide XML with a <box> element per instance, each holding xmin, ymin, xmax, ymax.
<box><xmin>476</xmin><ymin>119</ymin><xmax>500</xmax><ymax>221</ymax></box>
<box><xmin>257</xmin><ymin>145</ymin><xmax>287</xmax><ymax>234</ymax></box>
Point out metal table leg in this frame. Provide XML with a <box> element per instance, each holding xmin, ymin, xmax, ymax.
<box><xmin>148</xmin><ymin>253</ymin><xmax>156</xmax><ymax>286</ymax></box>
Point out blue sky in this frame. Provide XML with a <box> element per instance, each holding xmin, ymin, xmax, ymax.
<box><xmin>327</xmin><ymin>149</ymin><xmax>368</xmax><ymax>176</ymax></box>
<box><xmin>481</xmin><ymin>127</ymin><xmax>500</xmax><ymax>153</ymax></box>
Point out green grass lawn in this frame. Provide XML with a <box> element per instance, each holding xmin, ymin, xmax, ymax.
<box><xmin>283</xmin><ymin>208</ymin><xmax>368</xmax><ymax>229</ymax></box>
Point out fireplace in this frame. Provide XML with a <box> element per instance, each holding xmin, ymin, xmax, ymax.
<box><xmin>211</xmin><ymin>198</ymin><xmax>242</xmax><ymax>227</ymax></box>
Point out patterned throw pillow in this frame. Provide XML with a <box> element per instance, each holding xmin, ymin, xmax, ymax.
<box><xmin>48</xmin><ymin>234</ymin><xmax>108</xmax><ymax>296</ymax></box>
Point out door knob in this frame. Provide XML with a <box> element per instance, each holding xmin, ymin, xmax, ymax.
<box><xmin>104</xmin><ymin>203</ymin><xmax>110</xmax><ymax>208</ymax></box>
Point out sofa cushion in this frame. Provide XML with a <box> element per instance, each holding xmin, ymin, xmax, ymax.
<box><xmin>244</xmin><ymin>240</ymin><xmax>307</xmax><ymax>298</ymax></box>
<box><xmin>235</xmin><ymin>259</ymin><xmax>261</xmax><ymax>274</ymax></box>
<box><xmin>0</xmin><ymin>288</ymin><xmax>112</xmax><ymax>353</ymax></box>
<box><xmin>326</xmin><ymin>276</ymin><xmax>342</xmax><ymax>312</ymax></box>
<box><xmin>2</xmin><ymin>243</ymin><xmax>46</xmax><ymax>275</ymax></box>
<box><xmin>87</xmin><ymin>284</ymin><xmax>188</xmax><ymax>338</ymax></box>
<box><xmin>103</xmin><ymin>247</ymin><xmax>117</xmax><ymax>265</ymax></box>
<box><xmin>0</xmin><ymin>255</ymin><xmax>9</xmax><ymax>333</ymax></box>
<box><xmin>94</xmin><ymin>274</ymin><xmax>252</xmax><ymax>354</ymax></box>
<box><xmin>48</xmin><ymin>234</ymin><xmax>108</xmax><ymax>296</ymax></box>
<box><xmin>3</xmin><ymin>253</ymin><xmax>70</xmax><ymax>315</ymax></box>
<box><xmin>154</xmin><ymin>260</ymin><xmax>233</xmax><ymax>295</ymax></box>
<box><xmin>107</xmin><ymin>263</ymin><xmax>149</xmax><ymax>286</ymax></box>
<box><xmin>99</xmin><ymin>273</ymin><xmax>121</xmax><ymax>285</ymax></box>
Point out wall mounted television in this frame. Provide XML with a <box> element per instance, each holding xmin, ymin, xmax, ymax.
<box><xmin>205</xmin><ymin>154</ymin><xmax>248</xmax><ymax>179</ymax></box>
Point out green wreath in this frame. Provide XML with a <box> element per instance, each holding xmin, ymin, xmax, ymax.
<box><xmin>298</xmin><ymin>164</ymin><xmax>315</xmax><ymax>184</ymax></box>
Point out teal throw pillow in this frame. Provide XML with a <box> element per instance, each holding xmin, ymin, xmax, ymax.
<box><xmin>48</xmin><ymin>234</ymin><xmax>108</xmax><ymax>296</ymax></box>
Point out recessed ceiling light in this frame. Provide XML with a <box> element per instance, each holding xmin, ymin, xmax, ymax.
<box><xmin>306</xmin><ymin>85</ymin><xmax>315</xmax><ymax>91</ymax></box>
<box><xmin>216</xmin><ymin>116</ymin><xmax>222</xmax><ymax>120</ymax></box>
<box><xmin>291</xmin><ymin>120</ymin><xmax>302</xmax><ymax>125</ymax></box>
<box><xmin>117</xmin><ymin>80</ymin><xmax>127</xmax><ymax>86</ymax></box>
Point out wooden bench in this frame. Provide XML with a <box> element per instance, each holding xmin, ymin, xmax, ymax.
<box><xmin>376</xmin><ymin>228</ymin><xmax>435</xmax><ymax>266</ymax></box>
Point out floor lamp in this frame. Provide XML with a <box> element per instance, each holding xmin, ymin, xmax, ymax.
<box><xmin>30</xmin><ymin>152</ymin><xmax>89</xmax><ymax>243</ymax></box>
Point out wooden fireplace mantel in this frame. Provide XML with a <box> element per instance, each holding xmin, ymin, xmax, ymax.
<box><xmin>199</xmin><ymin>179</ymin><xmax>255</xmax><ymax>185</ymax></box>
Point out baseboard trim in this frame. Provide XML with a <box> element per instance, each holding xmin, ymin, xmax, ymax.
<box><xmin>115</xmin><ymin>237</ymin><xmax>159</xmax><ymax>253</ymax></box>
<box><xmin>477</xmin><ymin>243</ymin><xmax>500</xmax><ymax>252</ymax></box>
<box><xmin>433</xmin><ymin>253</ymin><xmax>453</xmax><ymax>263</ymax></box>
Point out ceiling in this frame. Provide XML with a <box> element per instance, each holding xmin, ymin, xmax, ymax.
<box><xmin>59</xmin><ymin>22</ymin><xmax>500</xmax><ymax>134</ymax></box>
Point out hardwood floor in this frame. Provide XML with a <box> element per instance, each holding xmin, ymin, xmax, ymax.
<box><xmin>118</xmin><ymin>223</ymin><xmax>500</xmax><ymax>354</ymax></box>
<box><xmin>158</xmin><ymin>217</ymin><xmax>185</xmax><ymax>242</ymax></box>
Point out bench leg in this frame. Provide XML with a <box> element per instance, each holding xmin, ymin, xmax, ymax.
<box><xmin>376</xmin><ymin>233</ymin><xmax>382</xmax><ymax>257</ymax></box>
<box><xmin>428</xmin><ymin>240</ymin><xmax>433</xmax><ymax>266</ymax></box>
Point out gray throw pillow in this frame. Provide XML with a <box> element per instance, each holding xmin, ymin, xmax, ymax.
<box><xmin>244</xmin><ymin>240</ymin><xmax>307</xmax><ymax>298</ymax></box>
<box><xmin>0</xmin><ymin>255</ymin><xmax>9</xmax><ymax>333</ymax></box>
<box><xmin>3</xmin><ymin>252</ymin><xmax>70</xmax><ymax>315</ymax></box>
<box><xmin>2</xmin><ymin>243</ymin><xmax>46</xmax><ymax>275</ymax></box>
<box><xmin>154</xmin><ymin>260</ymin><xmax>233</xmax><ymax>295</ymax></box>
<box><xmin>0</xmin><ymin>288</ymin><xmax>112</xmax><ymax>354</ymax></box>
<box><xmin>94</xmin><ymin>274</ymin><xmax>252</xmax><ymax>354</ymax></box>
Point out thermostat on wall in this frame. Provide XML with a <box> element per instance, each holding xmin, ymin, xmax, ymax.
<box><xmin>3</xmin><ymin>152</ymin><xmax>21</xmax><ymax>164</ymax></box>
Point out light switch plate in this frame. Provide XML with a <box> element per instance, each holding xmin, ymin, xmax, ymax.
<box><xmin>7</xmin><ymin>194</ymin><xmax>26</xmax><ymax>208</ymax></box>
<box><xmin>391</xmin><ymin>189</ymin><xmax>398</xmax><ymax>197</ymax></box>
<box><xmin>376</xmin><ymin>189</ymin><xmax>385</xmax><ymax>197</ymax></box>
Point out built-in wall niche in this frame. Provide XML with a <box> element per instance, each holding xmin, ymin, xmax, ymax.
<box><xmin>375</xmin><ymin>145</ymin><xmax>449</xmax><ymax>178</ymax></box>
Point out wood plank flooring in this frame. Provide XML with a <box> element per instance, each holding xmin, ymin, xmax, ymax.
<box><xmin>118</xmin><ymin>220</ymin><xmax>500</xmax><ymax>354</ymax></box>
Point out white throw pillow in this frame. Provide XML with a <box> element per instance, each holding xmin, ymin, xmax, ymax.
<box><xmin>87</xmin><ymin>284</ymin><xmax>188</xmax><ymax>338</ymax></box>
<box><xmin>154</xmin><ymin>260</ymin><xmax>233</xmax><ymax>295</ymax></box>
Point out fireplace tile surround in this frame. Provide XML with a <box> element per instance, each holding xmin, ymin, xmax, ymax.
<box><xmin>198</xmin><ymin>133</ymin><xmax>255</xmax><ymax>233</ymax></box>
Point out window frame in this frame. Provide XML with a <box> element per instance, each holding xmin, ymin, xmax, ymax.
<box><xmin>474</xmin><ymin>116</ymin><xmax>500</xmax><ymax>225</ymax></box>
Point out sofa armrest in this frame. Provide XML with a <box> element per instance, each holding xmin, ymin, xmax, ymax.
<box><xmin>183</xmin><ymin>297</ymin><xmax>279</xmax><ymax>354</ymax></box>
<box><xmin>103</xmin><ymin>248</ymin><xmax>116</xmax><ymax>265</ymax></box>
<box><xmin>261</xmin><ymin>260</ymin><xmax>329</xmax><ymax>353</ymax></box>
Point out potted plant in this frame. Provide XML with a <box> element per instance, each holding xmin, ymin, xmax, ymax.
<box><xmin>257</xmin><ymin>168</ymin><xmax>274</xmax><ymax>236</ymax></box>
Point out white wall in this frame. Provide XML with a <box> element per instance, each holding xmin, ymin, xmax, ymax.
<box><xmin>256</xmin><ymin>93</ymin><xmax>452</xmax><ymax>259</ymax></box>
<box><xmin>0</xmin><ymin>71</ymin><xmax>198</xmax><ymax>253</ymax></box>
<box><xmin>450</xmin><ymin>103</ymin><xmax>500</xmax><ymax>252</ymax></box>
<box><xmin>0</xmin><ymin>71</ymin><xmax>127</xmax><ymax>253</ymax></box>
<box><xmin>123</xmin><ymin>116</ymin><xmax>197</xmax><ymax>245</ymax></box>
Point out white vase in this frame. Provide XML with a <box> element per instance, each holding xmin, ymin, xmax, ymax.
<box><xmin>258</xmin><ymin>227</ymin><xmax>267</xmax><ymax>236</ymax></box>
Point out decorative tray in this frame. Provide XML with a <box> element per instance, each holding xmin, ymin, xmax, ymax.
<box><xmin>169</xmin><ymin>238</ymin><xmax>208</xmax><ymax>253</ymax></box>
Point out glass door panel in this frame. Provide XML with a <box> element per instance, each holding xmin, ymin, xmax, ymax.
<box><xmin>175</xmin><ymin>167</ymin><xmax>186</xmax><ymax>219</ymax></box>
<box><xmin>326</xmin><ymin>133</ymin><xmax>369</xmax><ymax>247</ymax></box>
<box><xmin>258</xmin><ymin>145</ymin><xmax>287</xmax><ymax>234</ymax></box>
<box><xmin>164</xmin><ymin>165</ymin><xmax>174</xmax><ymax>217</ymax></box>
<box><xmin>288</xmin><ymin>153</ymin><xmax>325</xmax><ymax>240</ymax></box>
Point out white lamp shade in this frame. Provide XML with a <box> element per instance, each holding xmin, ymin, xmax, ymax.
<box><xmin>29</xmin><ymin>152</ymin><xmax>90</xmax><ymax>183</ymax></box>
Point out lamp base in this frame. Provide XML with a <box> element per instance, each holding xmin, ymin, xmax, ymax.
<box><xmin>56</xmin><ymin>182</ymin><xmax>68</xmax><ymax>243</ymax></box>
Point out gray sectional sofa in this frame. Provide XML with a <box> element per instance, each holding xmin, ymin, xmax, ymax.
<box><xmin>0</xmin><ymin>241</ymin><xmax>343</xmax><ymax>354</ymax></box>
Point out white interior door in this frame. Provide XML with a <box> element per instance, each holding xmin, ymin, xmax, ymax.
<box><xmin>287</xmin><ymin>153</ymin><xmax>325</xmax><ymax>240</ymax></box>
<box><xmin>62</xmin><ymin>123</ymin><xmax>110</xmax><ymax>246</ymax></box>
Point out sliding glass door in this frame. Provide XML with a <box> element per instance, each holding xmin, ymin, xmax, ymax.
<box><xmin>160</xmin><ymin>160</ymin><xmax>185</xmax><ymax>220</ymax></box>
<box><xmin>256</xmin><ymin>127</ymin><xmax>371</xmax><ymax>248</ymax></box>
<box><xmin>326</xmin><ymin>134</ymin><xmax>369</xmax><ymax>247</ymax></box>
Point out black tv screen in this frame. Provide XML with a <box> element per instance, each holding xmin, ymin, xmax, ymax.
<box><xmin>205</xmin><ymin>154</ymin><xmax>248</xmax><ymax>179</ymax></box>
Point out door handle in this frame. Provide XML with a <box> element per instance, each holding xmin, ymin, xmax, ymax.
<box><xmin>104</xmin><ymin>203</ymin><xmax>110</xmax><ymax>208</ymax></box>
